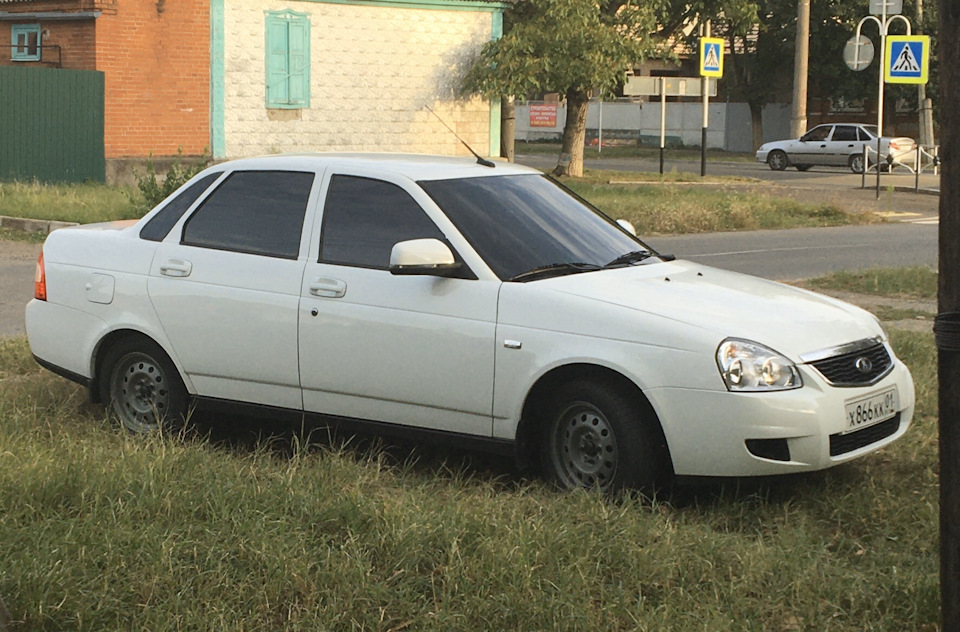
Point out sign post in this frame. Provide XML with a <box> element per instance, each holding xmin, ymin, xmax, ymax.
<box><xmin>623</xmin><ymin>76</ymin><xmax>717</xmax><ymax>175</ymax></box>
<box><xmin>699</xmin><ymin>32</ymin><xmax>723</xmax><ymax>177</ymax></box>
<box><xmin>854</xmin><ymin>3</ymin><xmax>911</xmax><ymax>196</ymax></box>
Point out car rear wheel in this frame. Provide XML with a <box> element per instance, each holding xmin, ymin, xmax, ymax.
<box><xmin>100</xmin><ymin>338</ymin><xmax>188</xmax><ymax>434</ymax></box>
<box><xmin>849</xmin><ymin>154</ymin><xmax>865</xmax><ymax>174</ymax></box>
<box><xmin>539</xmin><ymin>379</ymin><xmax>667</xmax><ymax>493</ymax></box>
<box><xmin>767</xmin><ymin>150</ymin><xmax>788</xmax><ymax>171</ymax></box>
<box><xmin>795</xmin><ymin>164</ymin><xmax>811</xmax><ymax>172</ymax></box>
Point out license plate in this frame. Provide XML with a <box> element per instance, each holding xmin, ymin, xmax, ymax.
<box><xmin>844</xmin><ymin>387</ymin><xmax>898</xmax><ymax>432</ymax></box>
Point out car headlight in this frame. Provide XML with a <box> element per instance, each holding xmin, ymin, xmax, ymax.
<box><xmin>716</xmin><ymin>339</ymin><xmax>802</xmax><ymax>392</ymax></box>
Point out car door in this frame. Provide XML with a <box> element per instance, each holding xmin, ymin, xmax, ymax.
<box><xmin>824</xmin><ymin>125</ymin><xmax>861</xmax><ymax>166</ymax></box>
<box><xmin>792</xmin><ymin>125</ymin><xmax>833</xmax><ymax>165</ymax></box>
<box><xmin>148</xmin><ymin>169</ymin><xmax>319</xmax><ymax>410</ymax></box>
<box><xmin>299</xmin><ymin>172</ymin><xmax>498</xmax><ymax>436</ymax></box>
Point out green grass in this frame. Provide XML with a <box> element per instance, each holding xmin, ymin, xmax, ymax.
<box><xmin>564</xmin><ymin>177</ymin><xmax>879</xmax><ymax>235</ymax></box>
<box><xmin>807</xmin><ymin>267</ymin><xmax>938</xmax><ymax>301</ymax></box>
<box><xmin>0</xmin><ymin>181</ymin><xmax>141</xmax><ymax>224</ymax></box>
<box><xmin>0</xmin><ymin>328</ymin><xmax>940</xmax><ymax>631</ymax></box>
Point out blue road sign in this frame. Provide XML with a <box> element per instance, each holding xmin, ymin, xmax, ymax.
<box><xmin>885</xmin><ymin>36</ymin><xmax>929</xmax><ymax>84</ymax></box>
<box><xmin>700</xmin><ymin>38</ymin><xmax>723</xmax><ymax>77</ymax></box>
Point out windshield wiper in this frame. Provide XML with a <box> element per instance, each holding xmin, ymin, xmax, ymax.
<box><xmin>507</xmin><ymin>262</ymin><xmax>603</xmax><ymax>283</ymax></box>
<box><xmin>603</xmin><ymin>249</ymin><xmax>652</xmax><ymax>269</ymax></box>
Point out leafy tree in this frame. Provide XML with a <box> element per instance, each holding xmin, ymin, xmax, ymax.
<box><xmin>461</xmin><ymin>0</ymin><xmax>658</xmax><ymax>176</ymax></box>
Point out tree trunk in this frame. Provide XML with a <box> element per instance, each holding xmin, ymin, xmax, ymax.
<box><xmin>938</xmin><ymin>0</ymin><xmax>960</xmax><ymax>630</ymax></box>
<box><xmin>749</xmin><ymin>102</ymin><xmax>764</xmax><ymax>152</ymax></box>
<box><xmin>500</xmin><ymin>96</ymin><xmax>515</xmax><ymax>162</ymax></box>
<box><xmin>552</xmin><ymin>89</ymin><xmax>589</xmax><ymax>177</ymax></box>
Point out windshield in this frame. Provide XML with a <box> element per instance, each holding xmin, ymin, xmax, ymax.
<box><xmin>419</xmin><ymin>174</ymin><xmax>653</xmax><ymax>281</ymax></box>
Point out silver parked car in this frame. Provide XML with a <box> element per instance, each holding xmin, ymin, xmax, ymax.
<box><xmin>756</xmin><ymin>124</ymin><xmax>916</xmax><ymax>173</ymax></box>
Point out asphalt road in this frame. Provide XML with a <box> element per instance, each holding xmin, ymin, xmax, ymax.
<box><xmin>645</xmin><ymin>222</ymin><xmax>938</xmax><ymax>282</ymax></box>
<box><xmin>0</xmin><ymin>240</ymin><xmax>40</xmax><ymax>338</ymax></box>
<box><xmin>516</xmin><ymin>152</ymin><xmax>942</xmax><ymax>192</ymax></box>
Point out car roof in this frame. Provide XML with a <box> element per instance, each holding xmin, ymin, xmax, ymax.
<box><xmin>202</xmin><ymin>152</ymin><xmax>541</xmax><ymax>182</ymax></box>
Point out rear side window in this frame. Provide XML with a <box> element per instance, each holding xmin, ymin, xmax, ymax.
<box><xmin>139</xmin><ymin>172</ymin><xmax>222</xmax><ymax>242</ymax></box>
<box><xmin>319</xmin><ymin>175</ymin><xmax>444</xmax><ymax>269</ymax></box>
<box><xmin>182</xmin><ymin>170</ymin><xmax>314</xmax><ymax>259</ymax></box>
<box><xmin>832</xmin><ymin>126</ymin><xmax>858</xmax><ymax>142</ymax></box>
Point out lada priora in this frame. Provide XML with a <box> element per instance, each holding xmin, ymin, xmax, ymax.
<box><xmin>26</xmin><ymin>153</ymin><xmax>914</xmax><ymax>492</ymax></box>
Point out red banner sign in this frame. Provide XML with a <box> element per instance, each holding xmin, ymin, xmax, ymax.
<box><xmin>529</xmin><ymin>104</ymin><xmax>558</xmax><ymax>128</ymax></box>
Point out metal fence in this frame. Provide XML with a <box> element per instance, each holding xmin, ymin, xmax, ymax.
<box><xmin>0</xmin><ymin>66</ymin><xmax>105</xmax><ymax>183</ymax></box>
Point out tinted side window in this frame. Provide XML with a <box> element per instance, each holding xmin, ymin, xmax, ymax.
<box><xmin>802</xmin><ymin>126</ymin><xmax>831</xmax><ymax>142</ymax></box>
<box><xmin>182</xmin><ymin>171</ymin><xmax>314</xmax><ymax>259</ymax></box>
<box><xmin>858</xmin><ymin>127</ymin><xmax>873</xmax><ymax>141</ymax></box>
<box><xmin>320</xmin><ymin>175</ymin><xmax>444</xmax><ymax>269</ymax></box>
<box><xmin>139</xmin><ymin>173</ymin><xmax>222</xmax><ymax>242</ymax></box>
<box><xmin>832</xmin><ymin>126</ymin><xmax>858</xmax><ymax>141</ymax></box>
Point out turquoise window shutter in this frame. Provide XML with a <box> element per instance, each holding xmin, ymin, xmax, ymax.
<box><xmin>264</xmin><ymin>11</ymin><xmax>310</xmax><ymax>109</ymax></box>
<box><xmin>287</xmin><ymin>18</ymin><xmax>310</xmax><ymax>108</ymax></box>
<box><xmin>265</xmin><ymin>17</ymin><xmax>290</xmax><ymax>107</ymax></box>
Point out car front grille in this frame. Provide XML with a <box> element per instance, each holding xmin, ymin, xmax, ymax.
<box><xmin>829</xmin><ymin>414</ymin><xmax>901</xmax><ymax>456</ymax></box>
<box><xmin>808</xmin><ymin>342</ymin><xmax>893</xmax><ymax>387</ymax></box>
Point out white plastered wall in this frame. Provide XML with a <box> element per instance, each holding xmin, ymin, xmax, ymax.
<box><xmin>223</xmin><ymin>0</ymin><xmax>494</xmax><ymax>157</ymax></box>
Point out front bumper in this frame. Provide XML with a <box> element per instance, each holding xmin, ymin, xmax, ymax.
<box><xmin>648</xmin><ymin>359</ymin><xmax>915</xmax><ymax>477</ymax></box>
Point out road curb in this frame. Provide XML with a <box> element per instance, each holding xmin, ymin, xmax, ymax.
<box><xmin>0</xmin><ymin>215</ymin><xmax>78</xmax><ymax>235</ymax></box>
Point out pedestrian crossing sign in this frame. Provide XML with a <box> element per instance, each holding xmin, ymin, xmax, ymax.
<box><xmin>700</xmin><ymin>38</ymin><xmax>724</xmax><ymax>77</ymax></box>
<box><xmin>885</xmin><ymin>35</ymin><xmax>929</xmax><ymax>84</ymax></box>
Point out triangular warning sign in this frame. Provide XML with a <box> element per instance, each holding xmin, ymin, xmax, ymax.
<box><xmin>892</xmin><ymin>44</ymin><xmax>920</xmax><ymax>73</ymax></box>
<box><xmin>704</xmin><ymin>45</ymin><xmax>720</xmax><ymax>69</ymax></box>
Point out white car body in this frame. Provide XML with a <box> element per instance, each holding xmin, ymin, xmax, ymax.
<box><xmin>756</xmin><ymin>124</ymin><xmax>917</xmax><ymax>172</ymax></box>
<box><xmin>26</xmin><ymin>154</ymin><xmax>914</xmax><ymax>488</ymax></box>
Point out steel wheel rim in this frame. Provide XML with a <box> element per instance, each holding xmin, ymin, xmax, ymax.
<box><xmin>551</xmin><ymin>401</ymin><xmax>618</xmax><ymax>490</ymax></box>
<box><xmin>110</xmin><ymin>352</ymin><xmax>170</xmax><ymax>432</ymax></box>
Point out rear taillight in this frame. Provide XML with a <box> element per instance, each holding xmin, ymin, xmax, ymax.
<box><xmin>34</xmin><ymin>251</ymin><xmax>46</xmax><ymax>301</ymax></box>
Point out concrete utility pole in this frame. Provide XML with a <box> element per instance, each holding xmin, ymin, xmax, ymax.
<box><xmin>790</xmin><ymin>0</ymin><xmax>811</xmax><ymax>138</ymax></box>
<box><xmin>937</xmin><ymin>1</ymin><xmax>960</xmax><ymax>628</ymax></box>
<box><xmin>917</xmin><ymin>0</ymin><xmax>935</xmax><ymax>146</ymax></box>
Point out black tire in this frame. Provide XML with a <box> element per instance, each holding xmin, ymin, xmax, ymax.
<box><xmin>795</xmin><ymin>164</ymin><xmax>811</xmax><ymax>172</ymax></box>
<box><xmin>538</xmin><ymin>379</ymin><xmax>668</xmax><ymax>493</ymax></box>
<box><xmin>849</xmin><ymin>154</ymin><xmax>865</xmax><ymax>174</ymax></box>
<box><xmin>100</xmin><ymin>337</ymin><xmax>188</xmax><ymax>433</ymax></box>
<box><xmin>767</xmin><ymin>150</ymin><xmax>788</xmax><ymax>171</ymax></box>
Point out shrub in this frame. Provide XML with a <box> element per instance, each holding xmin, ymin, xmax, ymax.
<box><xmin>132</xmin><ymin>148</ymin><xmax>209</xmax><ymax>213</ymax></box>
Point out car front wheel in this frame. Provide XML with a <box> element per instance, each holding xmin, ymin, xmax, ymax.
<box><xmin>767</xmin><ymin>150</ymin><xmax>788</xmax><ymax>171</ymax></box>
<box><xmin>100</xmin><ymin>337</ymin><xmax>188</xmax><ymax>434</ymax></box>
<box><xmin>539</xmin><ymin>379</ymin><xmax>667</xmax><ymax>493</ymax></box>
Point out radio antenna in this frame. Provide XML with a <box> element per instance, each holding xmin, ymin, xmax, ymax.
<box><xmin>423</xmin><ymin>105</ymin><xmax>496</xmax><ymax>168</ymax></box>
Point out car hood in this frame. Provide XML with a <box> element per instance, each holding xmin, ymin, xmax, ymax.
<box><xmin>537</xmin><ymin>259</ymin><xmax>882</xmax><ymax>359</ymax></box>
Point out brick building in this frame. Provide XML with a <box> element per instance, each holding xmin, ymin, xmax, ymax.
<box><xmin>1</xmin><ymin>0</ymin><xmax>209</xmax><ymax>162</ymax></box>
<box><xmin>3</xmin><ymin>0</ymin><xmax>505</xmax><ymax>179</ymax></box>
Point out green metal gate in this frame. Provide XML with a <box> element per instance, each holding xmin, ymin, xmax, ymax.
<box><xmin>0</xmin><ymin>66</ymin><xmax>105</xmax><ymax>183</ymax></box>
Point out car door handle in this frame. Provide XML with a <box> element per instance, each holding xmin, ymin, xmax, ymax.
<box><xmin>160</xmin><ymin>259</ymin><xmax>192</xmax><ymax>277</ymax></box>
<box><xmin>310</xmin><ymin>278</ymin><xmax>347</xmax><ymax>298</ymax></box>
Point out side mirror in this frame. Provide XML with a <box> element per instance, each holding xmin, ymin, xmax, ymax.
<box><xmin>616</xmin><ymin>219</ymin><xmax>637</xmax><ymax>237</ymax></box>
<box><xmin>390</xmin><ymin>239</ymin><xmax>461</xmax><ymax>277</ymax></box>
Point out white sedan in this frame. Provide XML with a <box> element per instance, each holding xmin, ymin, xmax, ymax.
<box><xmin>26</xmin><ymin>154</ymin><xmax>914</xmax><ymax>492</ymax></box>
<box><xmin>757</xmin><ymin>124</ymin><xmax>917</xmax><ymax>173</ymax></box>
